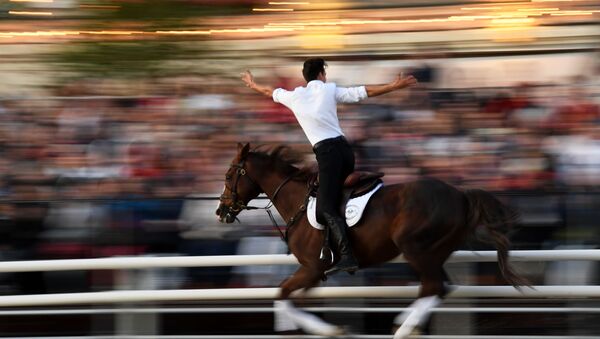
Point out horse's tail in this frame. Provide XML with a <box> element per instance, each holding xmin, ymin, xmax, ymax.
<box><xmin>464</xmin><ymin>188</ymin><xmax>529</xmax><ymax>288</ymax></box>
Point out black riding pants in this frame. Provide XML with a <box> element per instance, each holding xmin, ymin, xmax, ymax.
<box><xmin>313</xmin><ymin>136</ymin><xmax>355</xmax><ymax>225</ymax></box>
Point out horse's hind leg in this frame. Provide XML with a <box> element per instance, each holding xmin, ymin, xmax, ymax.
<box><xmin>275</xmin><ymin>266</ymin><xmax>344</xmax><ymax>336</ymax></box>
<box><xmin>394</xmin><ymin>260</ymin><xmax>446</xmax><ymax>339</ymax></box>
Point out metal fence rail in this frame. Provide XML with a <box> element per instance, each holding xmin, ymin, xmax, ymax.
<box><xmin>0</xmin><ymin>285</ymin><xmax>600</xmax><ymax>307</ymax></box>
<box><xmin>1</xmin><ymin>306</ymin><xmax>600</xmax><ymax>316</ymax></box>
<box><xmin>1</xmin><ymin>250</ymin><xmax>599</xmax><ymax>272</ymax></box>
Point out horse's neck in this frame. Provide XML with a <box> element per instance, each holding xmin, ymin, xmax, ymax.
<box><xmin>257</xmin><ymin>170</ymin><xmax>307</xmax><ymax>223</ymax></box>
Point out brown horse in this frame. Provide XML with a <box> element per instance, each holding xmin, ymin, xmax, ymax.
<box><xmin>216</xmin><ymin>143</ymin><xmax>527</xmax><ymax>338</ymax></box>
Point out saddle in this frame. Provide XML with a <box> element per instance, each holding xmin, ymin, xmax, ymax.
<box><xmin>310</xmin><ymin>171</ymin><xmax>384</xmax><ymax>216</ymax></box>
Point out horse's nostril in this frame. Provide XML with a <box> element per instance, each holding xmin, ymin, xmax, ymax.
<box><xmin>215</xmin><ymin>208</ymin><xmax>221</xmax><ymax>216</ymax></box>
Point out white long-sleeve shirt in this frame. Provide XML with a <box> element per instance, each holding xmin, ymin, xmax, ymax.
<box><xmin>272</xmin><ymin>80</ymin><xmax>368</xmax><ymax>146</ymax></box>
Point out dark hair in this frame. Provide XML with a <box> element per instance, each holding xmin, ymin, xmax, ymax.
<box><xmin>302</xmin><ymin>58</ymin><xmax>327</xmax><ymax>82</ymax></box>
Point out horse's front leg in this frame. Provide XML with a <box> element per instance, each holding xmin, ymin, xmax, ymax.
<box><xmin>275</xmin><ymin>265</ymin><xmax>344</xmax><ymax>336</ymax></box>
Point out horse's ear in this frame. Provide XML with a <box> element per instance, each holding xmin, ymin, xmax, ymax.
<box><xmin>238</xmin><ymin>142</ymin><xmax>250</xmax><ymax>159</ymax></box>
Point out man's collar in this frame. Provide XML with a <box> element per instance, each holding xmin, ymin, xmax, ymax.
<box><xmin>307</xmin><ymin>80</ymin><xmax>324</xmax><ymax>87</ymax></box>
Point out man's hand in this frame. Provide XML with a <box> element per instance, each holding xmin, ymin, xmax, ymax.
<box><xmin>365</xmin><ymin>72</ymin><xmax>418</xmax><ymax>98</ymax></box>
<box><xmin>241</xmin><ymin>70</ymin><xmax>255</xmax><ymax>89</ymax></box>
<box><xmin>240</xmin><ymin>70</ymin><xmax>275</xmax><ymax>97</ymax></box>
<box><xmin>392</xmin><ymin>72</ymin><xmax>418</xmax><ymax>90</ymax></box>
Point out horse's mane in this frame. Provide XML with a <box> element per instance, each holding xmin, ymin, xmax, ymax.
<box><xmin>250</xmin><ymin>145</ymin><xmax>315</xmax><ymax>181</ymax></box>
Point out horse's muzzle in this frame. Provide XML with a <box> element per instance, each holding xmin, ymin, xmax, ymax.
<box><xmin>216</xmin><ymin>205</ymin><xmax>237</xmax><ymax>223</ymax></box>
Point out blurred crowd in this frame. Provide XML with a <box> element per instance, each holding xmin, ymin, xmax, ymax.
<box><xmin>1</xmin><ymin>63</ymin><xmax>600</xmax><ymax>293</ymax></box>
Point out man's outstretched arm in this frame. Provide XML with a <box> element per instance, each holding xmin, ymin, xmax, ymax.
<box><xmin>241</xmin><ymin>70</ymin><xmax>274</xmax><ymax>97</ymax></box>
<box><xmin>365</xmin><ymin>72</ymin><xmax>418</xmax><ymax>97</ymax></box>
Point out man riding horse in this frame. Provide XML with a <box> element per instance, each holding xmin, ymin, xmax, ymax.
<box><xmin>241</xmin><ymin>58</ymin><xmax>418</xmax><ymax>274</ymax></box>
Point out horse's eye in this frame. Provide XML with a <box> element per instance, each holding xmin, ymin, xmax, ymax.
<box><xmin>226</xmin><ymin>175</ymin><xmax>231</xmax><ymax>180</ymax></box>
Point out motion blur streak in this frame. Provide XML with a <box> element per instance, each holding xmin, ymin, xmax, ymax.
<box><xmin>0</xmin><ymin>0</ymin><xmax>599</xmax><ymax>336</ymax></box>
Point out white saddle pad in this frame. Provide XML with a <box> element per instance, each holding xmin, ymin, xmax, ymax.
<box><xmin>307</xmin><ymin>183</ymin><xmax>383</xmax><ymax>230</ymax></box>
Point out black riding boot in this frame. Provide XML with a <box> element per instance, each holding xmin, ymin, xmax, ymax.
<box><xmin>323</xmin><ymin>213</ymin><xmax>359</xmax><ymax>275</ymax></box>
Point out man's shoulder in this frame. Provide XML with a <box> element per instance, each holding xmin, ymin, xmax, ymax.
<box><xmin>325</xmin><ymin>82</ymin><xmax>340</xmax><ymax>91</ymax></box>
<box><xmin>288</xmin><ymin>85</ymin><xmax>308</xmax><ymax>96</ymax></box>
<box><xmin>276</xmin><ymin>85</ymin><xmax>305</xmax><ymax>93</ymax></box>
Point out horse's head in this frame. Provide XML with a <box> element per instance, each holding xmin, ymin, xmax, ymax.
<box><xmin>216</xmin><ymin>143</ymin><xmax>263</xmax><ymax>223</ymax></box>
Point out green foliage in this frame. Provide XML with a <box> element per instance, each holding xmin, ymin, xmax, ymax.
<box><xmin>80</xmin><ymin>0</ymin><xmax>249</xmax><ymax>30</ymax></box>
<box><xmin>51</xmin><ymin>41</ymin><xmax>196</xmax><ymax>79</ymax></box>
<box><xmin>47</xmin><ymin>0</ymin><xmax>250</xmax><ymax>80</ymax></box>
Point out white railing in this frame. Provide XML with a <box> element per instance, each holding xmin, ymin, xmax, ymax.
<box><xmin>2</xmin><ymin>306</ymin><xmax>600</xmax><ymax>316</ymax></box>
<box><xmin>0</xmin><ymin>285</ymin><xmax>599</xmax><ymax>307</ymax></box>
<box><xmin>0</xmin><ymin>250</ymin><xmax>598</xmax><ymax>337</ymax></box>
<box><xmin>0</xmin><ymin>249</ymin><xmax>597</xmax><ymax>308</ymax></box>
<box><xmin>0</xmin><ymin>249</ymin><xmax>599</xmax><ymax>272</ymax></box>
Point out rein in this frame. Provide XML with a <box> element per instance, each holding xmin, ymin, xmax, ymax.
<box><xmin>270</xmin><ymin>179</ymin><xmax>314</xmax><ymax>245</ymax></box>
<box><xmin>247</xmin><ymin>172</ymin><xmax>314</xmax><ymax>245</ymax></box>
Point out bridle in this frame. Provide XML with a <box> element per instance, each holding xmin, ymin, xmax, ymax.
<box><xmin>219</xmin><ymin>156</ymin><xmax>312</xmax><ymax>244</ymax></box>
<box><xmin>219</xmin><ymin>158</ymin><xmax>258</xmax><ymax>213</ymax></box>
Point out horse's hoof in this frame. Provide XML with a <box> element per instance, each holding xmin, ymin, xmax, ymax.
<box><xmin>391</xmin><ymin>325</ymin><xmax>421</xmax><ymax>339</ymax></box>
<box><xmin>411</xmin><ymin>327</ymin><xmax>422</xmax><ymax>336</ymax></box>
<box><xmin>326</xmin><ymin>326</ymin><xmax>347</xmax><ymax>337</ymax></box>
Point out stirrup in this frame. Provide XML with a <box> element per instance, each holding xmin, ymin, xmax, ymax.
<box><xmin>319</xmin><ymin>246</ymin><xmax>335</xmax><ymax>265</ymax></box>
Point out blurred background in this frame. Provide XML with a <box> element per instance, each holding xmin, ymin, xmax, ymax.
<box><xmin>0</xmin><ymin>0</ymin><xmax>600</xmax><ymax>337</ymax></box>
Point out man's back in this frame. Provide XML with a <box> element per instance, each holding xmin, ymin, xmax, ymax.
<box><xmin>273</xmin><ymin>80</ymin><xmax>367</xmax><ymax>146</ymax></box>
